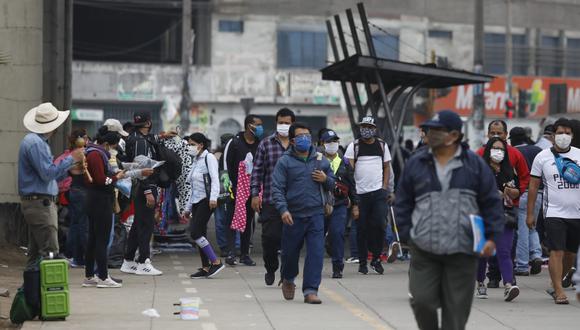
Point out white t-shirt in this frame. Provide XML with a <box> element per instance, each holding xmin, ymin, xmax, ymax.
<box><xmin>345</xmin><ymin>140</ymin><xmax>392</xmax><ymax>194</ymax></box>
<box><xmin>530</xmin><ymin>147</ymin><xmax>580</xmax><ymax>219</ymax></box>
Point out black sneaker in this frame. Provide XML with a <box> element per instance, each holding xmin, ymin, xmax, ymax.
<box><xmin>487</xmin><ymin>279</ymin><xmax>500</xmax><ymax>288</ymax></box>
<box><xmin>563</xmin><ymin>267</ymin><xmax>576</xmax><ymax>288</ymax></box>
<box><xmin>332</xmin><ymin>264</ymin><xmax>343</xmax><ymax>279</ymax></box>
<box><xmin>239</xmin><ymin>255</ymin><xmax>256</xmax><ymax>266</ymax></box>
<box><xmin>207</xmin><ymin>263</ymin><xmax>225</xmax><ymax>278</ymax></box>
<box><xmin>370</xmin><ymin>260</ymin><xmax>384</xmax><ymax>275</ymax></box>
<box><xmin>530</xmin><ymin>258</ymin><xmax>543</xmax><ymax>275</ymax></box>
<box><xmin>514</xmin><ymin>270</ymin><xmax>530</xmax><ymax>276</ymax></box>
<box><xmin>358</xmin><ymin>264</ymin><xmax>368</xmax><ymax>275</ymax></box>
<box><xmin>265</xmin><ymin>272</ymin><xmax>275</xmax><ymax>286</ymax></box>
<box><xmin>504</xmin><ymin>285</ymin><xmax>520</xmax><ymax>302</ymax></box>
<box><xmin>225</xmin><ymin>255</ymin><xmax>237</xmax><ymax>266</ymax></box>
<box><xmin>190</xmin><ymin>268</ymin><xmax>208</xmax><ymax>279</ymax></box>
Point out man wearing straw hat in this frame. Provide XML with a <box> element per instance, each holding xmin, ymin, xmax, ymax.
<box><xmin>18</xmin><ymin>102</ymin><xmax>85</xmax><ymax>266</ymax></box>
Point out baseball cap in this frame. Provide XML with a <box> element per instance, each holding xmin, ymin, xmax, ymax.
<box><xmin>103</xmin><ymin>118</ymin><xmax>129</xmax><ymax>137</ymax></box>
<box><xmin>543</xmin><ymin>124</ymin><xmax>555</xmax><ymax>135</ymax></box>
<box><xmin>320</xmin><ymin>130</ymin><xmax>340</xmax><ymax>143</ymax></box>
<box><xmin>421</xmin><ymin>110</ymin><xmax>462</xmax><ymax>132</ymax></box>
<box><xmin>133</xmin><ymin>112</ymin><xmax>151</xmax><ymax>127</ymax></box>
<box><xmin>508</xmin><ymin>127</ymin><xmax>526</xmax><ymax>140</ymax></box>
<box><xmin>358</xmin><ymin>116</ymin><xmax>376</xmax><ymax>127</ymax></box>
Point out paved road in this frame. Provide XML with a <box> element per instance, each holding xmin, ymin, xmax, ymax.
<box><xmin>21</xmin><ymin>252</ymin><xmax>579</xmax><ymax>330</ymax></box>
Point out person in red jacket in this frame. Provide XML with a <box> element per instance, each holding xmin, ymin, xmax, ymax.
<box><xmin>476</xmin><ymin>120</ymin><xmax>531</xmax><ymax>288</ymax></box>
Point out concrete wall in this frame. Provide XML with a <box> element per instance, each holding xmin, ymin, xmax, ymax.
<box><xmin>0</xmin><ymin>0</ymin><xmax>44</xmax><ymax>204</ymax></box>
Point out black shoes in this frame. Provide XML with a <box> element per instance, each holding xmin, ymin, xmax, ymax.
<box><xmin>265</xmin><ymin>272</ymin><xmax>275</xmax><ymax>286</ymax></box>
<box><xmin>190</xmin><ymin>268</ymin><xmax>208</xmax><ymax>279</ymax></box>
<box><xmin>225</xmin><ymin>255</ymin><xmax>237</xmax><ymax>266</ymax></box>
<box><xmin>487</xmin><ymin>279</ymin><xmax>500</xmax><ymax>288</ymax></box>
<box><xmin>370</xmin><ymin>260</ymin><xmax>384</xmax><ymax>275</ymax></box>
<box><xmin>206</xmin><ymin>262</ymin><xmax>225</xmax><ymax>278</ymax></box>
<box><xmin>358</xmin><ymin>264</ymin><xmax>368</xmax><ymax>275</ymax></box>
<box><xmin>332</xmin><ymin>264</ymin><xmax>343</xmax><ymax>279</ymax></box>
<box><xmin>530</xmin><ymin>258</ymin><xmax>543</xmax><ymax>275</ymax></box>
<box><xmin>239</xmin><ymin>255</ymin><xmax>256</xmax><ymax>266</ymax></box>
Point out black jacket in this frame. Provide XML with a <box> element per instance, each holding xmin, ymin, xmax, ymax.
<box><xmin>329</xmin><ymin>156</ymin><xmax>357</xmax><ymax>206</ymax></box>
<box><xmin>225</xmin><ymin>132</ymin><xmax>259</xmax><ymax>194</ymax></box>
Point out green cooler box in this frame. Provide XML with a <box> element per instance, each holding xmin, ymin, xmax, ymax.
<box><xmin>40</xmin><ymin>259</ymin><xmax>70</xmax><ymax>320</ymax></box>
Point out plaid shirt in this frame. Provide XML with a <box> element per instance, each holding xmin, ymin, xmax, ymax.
<box><xmin>251</xmin><ymin>133</ymin><xmax>288</xmax><ymax>204</ymax></box>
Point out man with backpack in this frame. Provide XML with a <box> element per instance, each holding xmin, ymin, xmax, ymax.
<box><xmin>344</xmin><ymin>116</ymin><xmax>391</xmax><ymax>275</ymax></box>
<box><xmin>250</xmin><ymin>108</ymin><xmax>295</xmax><ymax>285</ymax></box>
<box><xmin>526</xmin><ymin>118</ymin><xmax>580</xmax><ymax>305</ymax></box>
<box><xmin>120</xmin><ymin>112</ymin><xmax>164</xmax><ymax>276</ymax></box>
<box><xmin>320</xmin><ymin>129</ymin><xmax>357</xmax><ymax>278</ymax></box>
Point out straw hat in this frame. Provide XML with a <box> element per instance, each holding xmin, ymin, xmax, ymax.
<box><xmin>23</xmin><ymin>102</ymin><xmax>69</xmax><ymax>134</ymax></box>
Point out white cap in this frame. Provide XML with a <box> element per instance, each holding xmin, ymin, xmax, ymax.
<box><xmin>103</xmin><ymin>118</ymin><xmax>129</xmax><ymax>137</ymax></box>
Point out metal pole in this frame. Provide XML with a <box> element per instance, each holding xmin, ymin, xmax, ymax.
<box><xmin>473</xmin><ymin>0</ymin><xmax>486</xmax><ymax>149</ymax></box>
<box><xmin>179</xmin><ymin>0</ymin><xmax>193</xmax><ymax>133</ymax></box>
<box><xmin>506</xmin><ymin>0</ymin><xmax>513</xmax><ymax>113</ymax></box>
<box><xmin>326</xmin><ymin>20</ymin><xmax>358</xmax><ymax>136</ymax></box>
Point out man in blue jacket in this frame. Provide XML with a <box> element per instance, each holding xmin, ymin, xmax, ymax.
<box><xmin>272</xmin><ymin>122</ymin><xmax>335</xmax><ymax>304</ymax></box>
<box><xmin>395</xmin><ymin>110</ymin><xmax>504</xmax><ymax>330</ymax></box>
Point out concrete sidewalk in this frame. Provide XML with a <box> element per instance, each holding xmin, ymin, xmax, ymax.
<box><xmin>21</xmin><ymin>252</ymin><xmax>580</xmax><ymax>330</ymax></box>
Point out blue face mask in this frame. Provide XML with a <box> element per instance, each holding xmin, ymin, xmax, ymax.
<box><xmin>252</xmin><ymin>125</ymin><xmax>264</xmax><ymax>139</ymax></box>
<box><xmin>294</xmin><ymin>135</ymin><xmax>312</xmax><ymax>152</ymax></box>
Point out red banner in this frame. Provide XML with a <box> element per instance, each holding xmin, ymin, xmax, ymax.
<box><xmin>433</xmin><ymin>76</ymin><xmax>580</xmax><ymax>118</ymax></box>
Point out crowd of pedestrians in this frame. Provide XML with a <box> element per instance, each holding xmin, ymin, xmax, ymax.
<box><xmin>17</xmin><ymin>102</ymin><xmax>580</xmax><ymax>327</ymax></box>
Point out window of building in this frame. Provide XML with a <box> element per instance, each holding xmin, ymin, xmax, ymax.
<box><xmin>277</xmin><ymin>30</ymin><xmax>327</xmax><ymax>69</ymax></box>
<box><xmin>538</xmin><ymin>36</ymin><xmax>562</xmax><ymax>77</ymax></box>
<box><xmin>566</xmin><ymin>38</ymin><xmax>580</xmax><ymax>77</ymax></box>
<box><xmin>483</xmin><ymin>33</ymin><xmax>529</xmax><ymax>75</ymax></box>
<box><xmin>428</xmin><ymin>30</ymin><xmax>453</xmax><ymax>40</ymax></box>
<box><xmin>372</xmin><ymin>34</ymin><xmax>399</xmax><ymax>60</ymax></box>
<box><xmin>218</xmin><ymin>20</ymin><xmax>244</xmax><ymax>33</ymax></box>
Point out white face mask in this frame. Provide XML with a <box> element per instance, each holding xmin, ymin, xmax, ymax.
<box><xmin>324</xmin><ymin>142</ymin><xmax>339</xmax><ymax>155</ymax></box>
<box><xmin>277</xmin><ymin>124</ymin><xmax>290</xmax><ymax>137</ymax></box>
<box><xmin>188</xmin><ymin>145</ymin><xmax>199</xmax><ymax>157</ymax></box>
<box><xmin>555</xmin><ymin>134</ymin><xmax>572</xmax><ymax>150</ymax></box>
<box><xmin>490</xmin><ymin>149</ymin><xmax>505</xmax><ymax>163</ymax></box>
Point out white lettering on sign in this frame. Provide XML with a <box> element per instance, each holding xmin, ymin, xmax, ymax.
<box><xmin>568</xmin><ymin>88</ymin><xmax>580</xmax><ymax>113</ymax></box>
<box><xmin>456</xmin><ymin>85</ymin><xmax>473</xmax><ymax>109</ymax></box>
<box><xmin>455</xmin><ymin>83</ymin><xmax>506</xmax><ymax>112</ymax></box>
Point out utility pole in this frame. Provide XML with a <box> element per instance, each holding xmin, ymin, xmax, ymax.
<box><xmin>427</xmin><ymin>50</ymin><xmax>436</xmax><ymax>119</ymax></box>
<box><xmin>506</xmin><ymin>0</ymin><xmax>513</xmax><ymax>114</ymax></box>
<box><xmin>472</xmin><ymin>0</ymin><xmax>485</xmax><ymax>149</ymax></box>
<box><xmin>179</xmin><ymin>0</ymin><xmax>193</xmax><ymax>133</ymax></box>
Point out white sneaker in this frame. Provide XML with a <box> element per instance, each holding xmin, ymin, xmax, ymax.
<box><xmin>82</xmin><ymin>276</ymin><xmax>99</xmax><ymax>287</ymax></box>
<box><xmin>136</xmin><ymin>258</ymin><xmax>163</xmax><ymax>276</ymax></box>
<box><xmin>120</xmin><ymin>260</ymin><xmax>138</xmax><ymax>274</ymax></box>
<box><xmin>97</xmin><ymin>276</ymin><xmax>122</xmax><ymax>288</ymax></box>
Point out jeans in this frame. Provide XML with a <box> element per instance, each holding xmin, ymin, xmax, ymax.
<box><xmin>357</xmin><ymin>189</ymin><xmax>388</xmax><ymax>265</ymax></box>
<box><xmin>478</xmin><ymin>227</ymin><xmax>515</xmax><ymax>285</ymax></box>
<box><xmin>215</xmin><ymin>200</ymin><xmax>240</xmax><ymax>251</ymax></box>
<box><xmin>515</xmin><ymin>192</ymin><xmax>543</xmax><ymax>271</ymax></box>
<box><xmin>328</xmin><ymin>205</ymin><xmax>347</xmax><ymax>266</ymax></box>
<box><xmin>66</xmin><ymin>187</ymin><xmax>88</xmax><ymax>265</ymax></box>
<box><xmin>385</xmin><ymin>221</ymin><xmax>395</xmax><ymax>248</ymax></box>
<box><xmin>281</xmin><ymin>214</ymin><xmax>325</xmax><ymax>296</ymax></box>
<box><xmin>349</xmin><ymin>218</ymin><xmax>358</xmax><ymax>259</ymax></box>
<box><xmin>410</xmin><ymin>245</ymin><xmax>478</xmax><ymax>330</ymax></box>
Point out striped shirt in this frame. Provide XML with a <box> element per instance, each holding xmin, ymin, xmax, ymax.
<box><xmin>250</xmin><ymin>133</ymin><xmax>288</xmax><ymax>204</ymax></box>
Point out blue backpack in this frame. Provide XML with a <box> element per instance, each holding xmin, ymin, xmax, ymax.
<box><xmin>552</xmin><ymin>148</ymin><xmax>580</xmax><ymax>184</ymax></box>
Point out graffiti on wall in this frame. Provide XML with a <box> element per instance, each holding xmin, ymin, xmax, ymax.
<box><xmin>117</xmin><ymin>72</ymin><xmax>156</xmax><ymax>100</ymax></box>
<box><xmin>276</xmin><ymin>72</ymin><xmax>341</xmax><ymax>105</ymax></box>
<box><xmin>161</xmin><ymin>97</ymin><xmax>210</xmax><ymax>134</ymax></box>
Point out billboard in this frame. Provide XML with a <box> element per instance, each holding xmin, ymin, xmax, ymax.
<box><xmin>433</xmin><ymin>76</ymin><xmax>580</xmax><ymax>118</ymax></box>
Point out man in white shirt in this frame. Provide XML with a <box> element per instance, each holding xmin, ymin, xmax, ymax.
<box><xmin>345</xmin><ymin>116</ymin><xmax>391</xmax><ymax>275</ymax></box>
<box><xmin>527</xmin><ymin>118</ymin><xmax>580</xmax><ymax>305</ymax></box>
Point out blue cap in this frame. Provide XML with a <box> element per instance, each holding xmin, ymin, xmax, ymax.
<box><xmin>421</xmin><ymin>110</ymin><xmax>462</xmax><ymax>132</ymax></box>
<box><xmin>320</xmin><ymin>130</ymin><xmax>340</xmax><ymax>142</ymax></box>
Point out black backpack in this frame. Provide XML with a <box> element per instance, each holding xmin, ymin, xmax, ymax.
<box><xmin>147</xmin><ymin>137</ymin><xmax>183</xmax><ymax>188</ymax></box>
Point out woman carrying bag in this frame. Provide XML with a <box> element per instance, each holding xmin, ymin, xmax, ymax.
<box><xmin>477</xmin><ymin>136</ymin><xmax>520</xmax><ymax>302</ymax></box>
<box><xmin>183</xmin><ymin>133</ymin><xmax>225</xmax><ymax>279</ymax></box>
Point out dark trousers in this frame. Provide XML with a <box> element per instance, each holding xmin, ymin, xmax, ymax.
<box><xmin>260</xmin><ymin>203</ymin><xmax>283</xmax><ymax>274</ymax></box>
<box><xmin>357</xmin><ymin>189</ymin><xmax>388</xmax><ymax>265</ymax></box>
<box><xmin>125</xmin><ymin>187</ymin><xmax>155</xmax><ymax>263</ymax></box>
<box><xmin>409</xmin><ymin>245</ymin><xmax>478</xmax><ymax>330</ymax></box>
<box><xmin>66</xmin><ymin>186</ymin><xmax>88</xmax><ymax>264</ymax></box>
<box><xmin>189</xmin><ymin>198</ymin><xmax>214</xmax><ymax>268</ymax></box>
<box><xmin>85</xmin><ymin>189</ymin><xmax>113</xmax><ymax>280</ymax></box>
<box><xmin>326</xmin><ymin>204</ymin><xmax>348</xmax><ymax>266</ymax></box>
<box><xmin>281</xmin><ymin>214</ymin><xmax>325</xmax><ymax>296</ymax></box>
<box><xmin>226</xmin><ymin>198</ymin><xmax>254</xmax><ymax>256</ymax></box>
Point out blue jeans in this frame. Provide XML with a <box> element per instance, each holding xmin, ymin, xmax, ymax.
<box><xmin>385</xmin><ymin>221</ymin><xmax>395</xmax><ymax>248</ymax></box>
<box><xmin>281</xmin><ymin>214</ymin><xmax>324</xmax><ymax>296</ymax></box>
<box><xmin>66</xmin><ymin>187</ymin><xmax>88</xmax><ymax>265</ymax></box>
<box><xmin>349</xmin><ymin>219</ymin><xmax>358</xmax><ymax>258</ymax></box>
<box><xmin>215</xmin><ymin>202</ymin><xmax>240</xmax><ymax>251</ymax></box>
<box><xmin>328</xmin><ymin>205</ymin><xmax>347</xmax><ymax>265</ymax></box>
<box><xmin>515</xmin><ymin>192</ymin><xmax>543</xmax><ymax>271</ymax></box>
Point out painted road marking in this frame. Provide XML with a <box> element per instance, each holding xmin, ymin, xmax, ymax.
<box><xmin>320</xmin><ymin>287</ymin><xmax>394</xmax><ymax>330</ymax></box>
<box><xmin>202</xmin><ymin>323</ymin><xmax>217</xmax><ymax>330</ymax></box>
<box><xmin>185</xmin><ymin>287</ymin><xmax>198</xmax><ymax>293</ymax></box>
<box><xmin>178</xmin><ymin>273</ymin><xmax>188</xmax><ymax>278</ymax></box>
<box><xmin>173</xmin><ymin>260</ymin><xmax>183</xmax><ymax>265</ymax></box>
<box><xmin>181</xmin><ymin>280</ymin><xmax>192</xmax><ymax>285</ymax></box>
<box><xmin>174</xmin><ymin>266</ymin><xmax>185</xmax><ymax>271</ymax></box>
